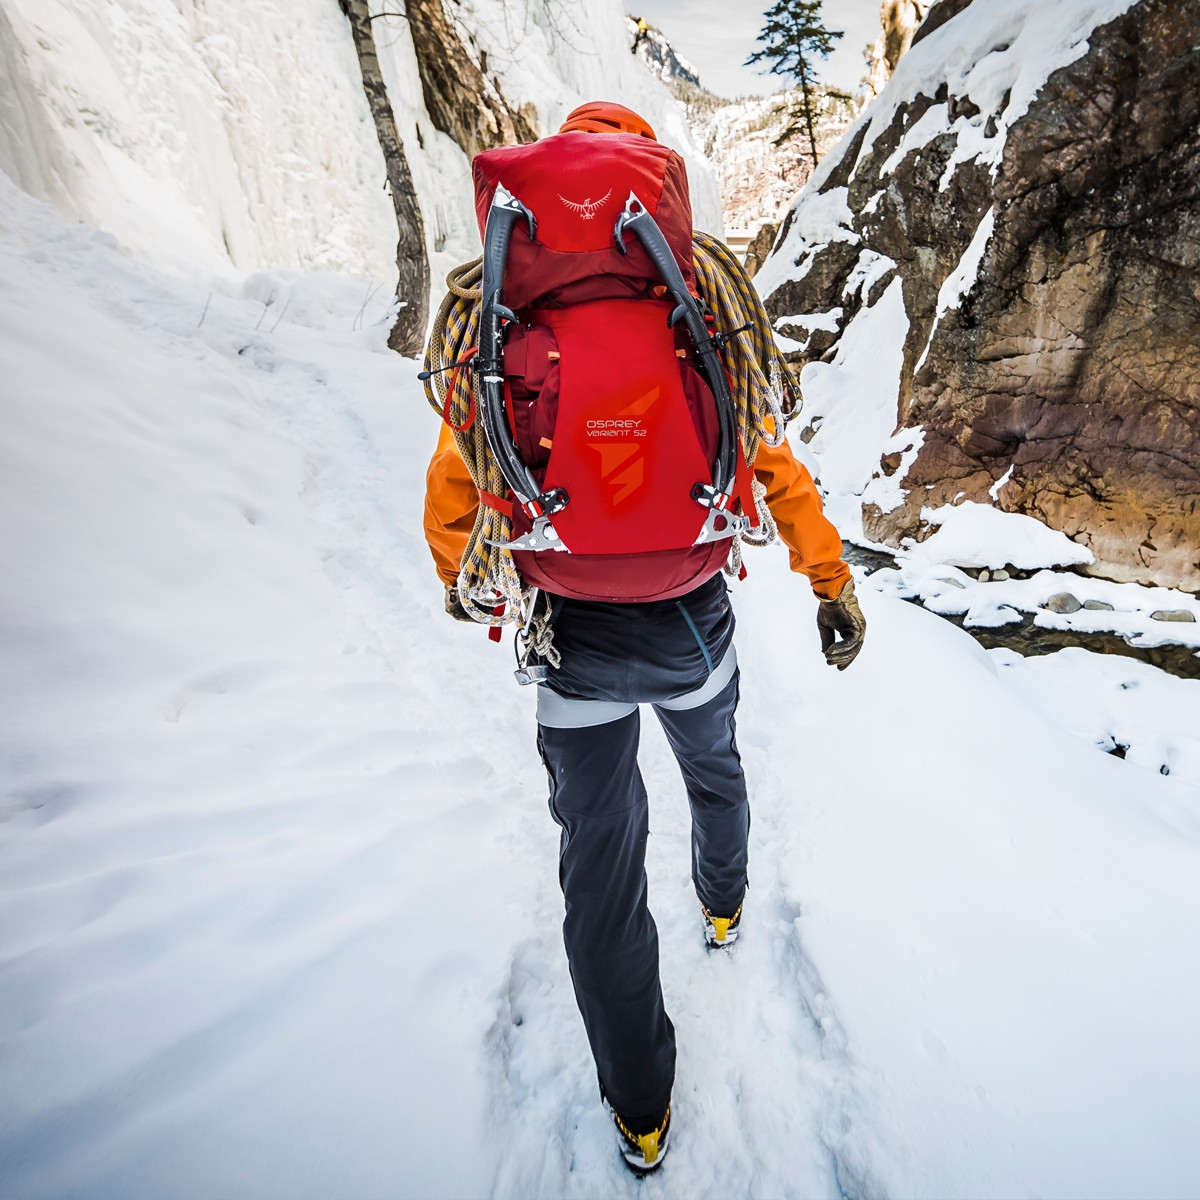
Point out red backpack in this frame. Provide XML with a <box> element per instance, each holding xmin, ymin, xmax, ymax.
<box><xmin>471</xmin><ymin>130</ymin><xmax>749</xmax><ymax>603</ymax></box>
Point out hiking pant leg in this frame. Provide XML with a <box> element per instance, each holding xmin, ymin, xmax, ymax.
<box><xmin>538</xmin><ymin>709</ymin><xmax>675</xmax><ymax>1120</ymax></box>
<box><xmin>652</xmin><ymin>669</ymin><xmax>749</xmax><ymax>918</ymax></box>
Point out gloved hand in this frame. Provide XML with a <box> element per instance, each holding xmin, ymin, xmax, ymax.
<box><xmin>817</xmin><ymin>577</ymin><xmax>866</xmax><ymax>670</ymax></box>
<box><xmin>445</xmin><ymin>584</ymin><xmax>475</xmax><ymax>623</ymax></box>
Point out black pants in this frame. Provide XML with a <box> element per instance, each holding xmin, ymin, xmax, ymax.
<box><xmin>536</xmin><ymin>575</ymin><xmax>749</xmax><ymax>1122</ymax></box>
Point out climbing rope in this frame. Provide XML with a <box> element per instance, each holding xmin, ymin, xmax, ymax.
<box><xmin>421</xmin><ymin>235</ymin><xmax>800</xmax><ymax>626</ymax></box>
<box><xmin>689</xmin><ymin>230</ymin><xmax>797</xmax><ymax>460</ymax></box>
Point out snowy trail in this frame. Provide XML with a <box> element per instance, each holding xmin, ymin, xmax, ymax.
<box><xmin>3</xmin><ymin>180</ymin><xmax>1200</xmax><ymax>1199</ymax></box>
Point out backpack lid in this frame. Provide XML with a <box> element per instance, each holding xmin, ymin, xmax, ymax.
<box><xmin>472</xmin><ymin>131</ymin><xmax>697</xmax><ymax>307</ymax></box>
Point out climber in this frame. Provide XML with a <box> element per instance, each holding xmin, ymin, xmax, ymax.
<box><xmin>631</xmin><ymin>16</ymin><xmax>650</xmax><ymax>56</ymax></box>
<box><xmin>422</xmin><ymin>100</ymin><xmax>865</xmax><ymax>1174</ymax></box>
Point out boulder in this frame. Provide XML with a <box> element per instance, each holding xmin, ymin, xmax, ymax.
<box><xmin>1046</xmin><ymin>592</ymin><xmax>1083</xmax><ymax>615</ymax></box>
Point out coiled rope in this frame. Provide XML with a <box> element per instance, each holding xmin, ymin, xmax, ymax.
<box><xmin>422</xmin><ymin>234</ymin><xmax>799</xmax><ymax>626</ymax></box>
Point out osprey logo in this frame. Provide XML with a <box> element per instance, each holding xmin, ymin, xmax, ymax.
<box><xmin>558</xmin><ymin>188</ymin><xmax>613</xmax><ymax>220</ymax></box>
<box><xmin>589</xmin><ymin>386</ymin><xmax>659</xmax><ymax>505</ymax></box>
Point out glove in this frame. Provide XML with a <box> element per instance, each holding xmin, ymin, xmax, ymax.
<box><xmin>817</xmin><ymin>577</ymin><xmax>866</xmax><ymax>671</ymax></box>
<box><xmin>445</xmin><ymin>585</ymin><xmax>474</xmax><ymax>623</ymax></box>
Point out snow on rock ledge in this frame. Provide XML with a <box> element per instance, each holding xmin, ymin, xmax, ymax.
<box><xmin>904</xmin><ymin>501</ymin><xmax>1096</xmax><ymax>571</ymax></box>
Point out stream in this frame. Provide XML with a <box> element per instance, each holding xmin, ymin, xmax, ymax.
<box><xmin>841</xmin><ymin>543</ymin><xmax>1200</xmax><ymax>682</ymax></box>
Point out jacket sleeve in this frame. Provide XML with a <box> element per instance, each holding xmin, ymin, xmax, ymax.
<box><xmin>753</xmin><ymin>438</ymin><xmax>852</xmax><ymax>601</ymax></box>
<box><xmin>424</xmin><ymin>421</ymin><xmax>479</xmax><ymax>586</ymax></box>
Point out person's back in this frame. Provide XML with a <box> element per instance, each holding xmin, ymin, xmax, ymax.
<box><xmin>422</xmin><ymin>100</ymin><xmax>865</xmax><ymax>1173</ymax></box>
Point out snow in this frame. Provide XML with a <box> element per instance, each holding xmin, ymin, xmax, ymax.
<box><xmin>795</xmin><ymin>277</ymin><xmax>908</xmax><ymax>497</ymax></box>
<box><xmin>993</xmin><ymin>647</ymin><xmax>1200</xmax><ymax>786</ymax></box>
<box><xmin>773</xmin><ymin>307</ymin><xmax>843</xmax><ymax>355</ymax></box>
<box><xmin>4</xmin><ymin>168</ymin><xmax>1200</xmax><ymax>1198</ymax></box>
<box><xmin>861</xmin><ymin>426</ymin><xmax>926</xmax><ymax>516</ymax></box>
<box><xmin>876</xmin><ymin>101</ymin><xmax>951</xmax><ymax>178</ymax></box>
<box><xmin>0</xmin><ymin>0</ymin><xmax>721</xmax><ymax>283</ymax></box>
<box><xmin>841</xmin><ymin>249</ymin><xmax>896</xmax><ymax>302</ymax></box>
<box><xmin>906</xmin><ymin>501</ymin><xmax>1096</xmax><ymax>571</ymax></box>
<box><xmin>774</xmin><ymin>308</ymin><xmax>842</xmax><ymax>334</ymax></box>
<box><xmin>935</xmin><ymin>206</ymin><xmax>995</xmax><ymax>320</ymax></box>
<box><xmin>989</xmin><ymin>464</ymin><xmax>1014</xmax><ymax>501</ymax></box>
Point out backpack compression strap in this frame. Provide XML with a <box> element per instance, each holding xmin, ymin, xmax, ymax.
<box><xmin>477</xmin><ymin>185</ymin><xmax>570</xmax><ymax>553</ymax></box>
<box><xmin>613</xmin><ymin>192</ymin><xmax>748</xmax><ymax>545</ymax></box>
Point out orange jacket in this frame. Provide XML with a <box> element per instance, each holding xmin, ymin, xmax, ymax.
<box><xmin>423</xmin><ymin>422</ymin><xmax>851</xmax><ymax>600</ymax></box>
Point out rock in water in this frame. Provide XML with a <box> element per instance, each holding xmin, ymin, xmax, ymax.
<box><xmin>1150</xmin><ymin>609</ymin><xmax>1197</xmax><ymax>623</ymax></box>
<box><xmin>759</xmin><ymin>0</ymin><xmax>1200</xmax><ymax>593</ymax></box>
<box><xmin>1046</xmin><ymin>593</ymin><xmax>1083</xmax><ymax>615</ymax></box>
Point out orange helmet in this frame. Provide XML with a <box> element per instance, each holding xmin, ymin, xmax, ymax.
<box><xmin>557</xmin><ymin>101</ymin><xmax>657</xmax><ymax>141</ymax></box>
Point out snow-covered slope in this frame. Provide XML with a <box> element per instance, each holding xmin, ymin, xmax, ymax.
<box><xmin>0</xmin><ymin>0</ymin><xmax>720</xmax><ymax>284</ymax></box>
<box><xmin>3</xmin><ymin>172</ymin><xmax>1200</xmax><ymax>1198</ymax></box>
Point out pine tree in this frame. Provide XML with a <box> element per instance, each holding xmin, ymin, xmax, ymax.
<box><xmin>746</xmin><ymin>1</ymin><xmax>844</xmax><ymax>168</ymax></box>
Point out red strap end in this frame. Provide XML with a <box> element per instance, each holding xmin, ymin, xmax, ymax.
<box><xmin>479</xmin><ymin>490</ymin><xmax>514</xmax><ymax>519</ymax></box>
<box><xmin>487</xmin><ymin>602</ymin><xmax>506</xmax><ymax>643</ymax></box>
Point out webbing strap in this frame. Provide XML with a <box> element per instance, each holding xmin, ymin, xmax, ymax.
<box><xmin>735</xmin><ymin>443</ymin><xmax>759</xmax><ymax>530</ymax></box>
<box><xmin>479</xmin><ymin>490</ymin><xmax>513</xmax><ymax>518</ymax></box>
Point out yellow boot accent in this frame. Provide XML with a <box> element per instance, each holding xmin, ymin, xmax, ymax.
<box><xmin>638</xmin><ymin>1129</ymin><xmax>659</xmax><ymax>1165</ymax></box>
<box><xmin>614</xmin><ymin>1103</ymin><xmax>670</xmax><ymax>1169</ymax></box>
<box><xmin>712</xmin><ymin>917</ymin><xmax>731</xmax><ymax>944</ymax></box>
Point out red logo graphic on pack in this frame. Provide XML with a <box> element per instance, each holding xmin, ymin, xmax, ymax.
<box><xmin>588</xmin><ymin>387</ymin><xmax>659</xmax><ymax>505</ymax></box>
<box><xmin>557</xmin><ymin>188</ymin><xmax>613</xmax><ymax>220</ymax></box>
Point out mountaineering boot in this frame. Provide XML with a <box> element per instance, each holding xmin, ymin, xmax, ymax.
<box><xmin>610</xmin><ymin>1100</ymin><xmax>671</xmax><ymax>1174</ymax></box>
<box><xmin>701</xmin><ymin>897</ymin><xmax>743</xmax><ymax>948</ymax></box>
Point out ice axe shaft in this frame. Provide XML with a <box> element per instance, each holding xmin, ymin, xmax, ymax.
<box><xmin>478</xmin><ymin>185</ymin><xmax>542</xmax><ymax>511</ymax></box>
<box><xmin>613</xmin><ymin>193</ymin><xmax>738</xmax><ymax>500</ymax></box>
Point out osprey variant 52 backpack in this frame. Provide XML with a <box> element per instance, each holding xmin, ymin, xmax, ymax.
<box><xmin>470</xmin><ymin>129</ymin><xmax>751</xmax><ymax>603</ymax></box>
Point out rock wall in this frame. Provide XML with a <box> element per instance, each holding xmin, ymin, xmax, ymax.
<box><xmin>900</xmin><ymin>0</ymin><xmax>1200</xmax><ymax>591</ymax></box>
<box><xmin>407</xmin><ymin>0</ymin><xmax>538</xmax><ymax>160</ymax></box>
<box><xmin>757</xmin><ymin>0</ymin><xmax>1199</xmax><ymax>593</ymax></box>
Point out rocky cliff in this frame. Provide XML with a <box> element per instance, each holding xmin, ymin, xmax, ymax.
<box><xmin>756</xmin><ymin>0</ymin><xmax>1199</xmax><ymax>593</ymax></box>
